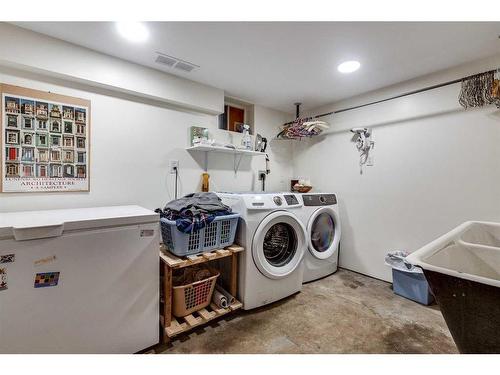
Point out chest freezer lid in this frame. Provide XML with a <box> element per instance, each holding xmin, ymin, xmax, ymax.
<box><xmin>0</xmin><ymin>205</ymin><xmax>159</xmax><ymax>240</ymax></box>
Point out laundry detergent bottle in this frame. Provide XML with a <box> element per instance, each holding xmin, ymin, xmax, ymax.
<box><xmin>201</xmin><ymin>172</ymin><xmax>210</xmax><ymax>192</ymax></box>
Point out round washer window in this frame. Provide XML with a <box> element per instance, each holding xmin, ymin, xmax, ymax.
<box><xmin>311</xmin><ymin>212</ymin><xmax>335</xmax><ymax>252</ymax></box>
<box><xmin>263</xmin><ymin>223</ymin><xmax>297</xmax><ymax>267</ymax></box>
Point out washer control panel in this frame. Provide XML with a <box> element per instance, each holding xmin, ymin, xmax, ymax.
<box><xmin>302</xmin><ymin>194</ymin><xmax>337</xmax><ymax>206</ymax></box>
<box><xmin>283</xmin><ymin>194</ymin><xmax>299</xmax><ymax>205</ymax></box>
<box><xmin>217</xmin><ymin>193</ymin><xmax>303</xmax><ymax>210</ymax></box>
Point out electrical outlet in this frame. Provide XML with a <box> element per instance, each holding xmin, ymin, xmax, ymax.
<box><xmin>169</xmin><ymin>160</ymin><xmax>179</xmax><ymax>174</ymax></box>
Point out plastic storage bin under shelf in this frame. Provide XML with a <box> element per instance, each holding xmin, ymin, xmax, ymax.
<box><xmin>160</xmin><ymin>214</ymin><xmax>239</xmax><ymax>257</ymax></box>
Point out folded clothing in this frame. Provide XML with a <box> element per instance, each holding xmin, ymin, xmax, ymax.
<box><xmin>156</xmin><ymin>192</ymin><xmax>232</xmax><ymax>233</ymax></box>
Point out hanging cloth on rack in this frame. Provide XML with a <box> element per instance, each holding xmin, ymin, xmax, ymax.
<box><xmin>277</xmin><ymin>117</ymin><xmax>330</xmax><ymax>139</ymax></box>
<box><xmin>459</xmin><ymin>71</ymin><xmax>500</xmax><ymax>109</ymax></box>
<box><xmin>492</xmin><ymin>69</ymin><xmax>500</xmax><ymax>101</ymax></box>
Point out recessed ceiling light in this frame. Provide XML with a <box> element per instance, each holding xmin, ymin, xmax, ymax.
<box><xmin>116</xmin><ymin>22</ymin><xmax>149</xmax><ymax>43</ymax></box>
<box><xmin>338</xmin><ymin>60</ymin><xmax>361</xmax><ymax>74</ymax></box>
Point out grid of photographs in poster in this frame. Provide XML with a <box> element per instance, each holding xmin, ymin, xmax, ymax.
<box><xmin>4</xmin><ymin>95</ymin><xmax>87</xmax><ymax>182</ymax></box>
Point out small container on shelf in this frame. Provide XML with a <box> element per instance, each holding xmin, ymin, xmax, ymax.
<box><xmin>292</xmin><ymin>185</ymin><xmax>313</xmax><ymax>193</ymax></box>
<box><xmin>291</xmin><ymin>178</ymin><xmax>313</xmax><ymax>193</ymax></box>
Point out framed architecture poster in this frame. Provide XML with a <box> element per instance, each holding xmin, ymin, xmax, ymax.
<box><xmin>1</xmin><ymin>84</ymin><xmax>90</xmax><ymax>192</ymax></box>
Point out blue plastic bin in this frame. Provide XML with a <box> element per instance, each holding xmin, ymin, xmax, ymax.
<box><xmin>392</xmin><ymin>268</ymin><xmax>434</xmax><ymax>305</ymax></box>
<box><xmin>160</xmin><ymin>213</ymin><xmax>239</xmax><ymax>257</ymax></box>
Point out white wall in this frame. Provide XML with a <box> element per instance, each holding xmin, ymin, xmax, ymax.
<box><xmin>192</xmin><ymin>104</ymin><xmax>292</xmax><ymax>194</ymax></box>
<box><xmin>293</xmin><ymin>54</ymin><xmax>500</xmax><ymax>282</ymax></box>
<box><xmin>253</xmin><ymin>105</ymin><xmax>293</xmax><ymax>191</ymax></box>
<box><xmin>0</xmin><ymin>74</ymin><xmax>291</xmax><ymax>212</ymax></box>
<box><xmin>0</xmin><ymin>23</ymin><xmax>223</xmax><ymax>114</ymax></box>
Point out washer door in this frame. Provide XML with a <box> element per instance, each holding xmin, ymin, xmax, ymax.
<box><xmin>307</xmin><ymin>207</ymin><xmax>341</xmax><ymax>260</ymax></box>
<box><xmin>252</xmin><ymin>211</ymin><xmax>306</xmax><ymax>280</ymax></box>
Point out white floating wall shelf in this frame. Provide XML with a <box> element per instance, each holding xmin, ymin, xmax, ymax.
<box><xmin>186</xmin><ymin>145</ymin><xmax>266</xmax><ymax>173</ymax></box>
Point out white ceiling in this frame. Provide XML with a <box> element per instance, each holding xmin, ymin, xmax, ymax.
<box><xmin>14</xmin><ymin>22</ymin><xmax>500</xmax><ymax>113</ymax></box>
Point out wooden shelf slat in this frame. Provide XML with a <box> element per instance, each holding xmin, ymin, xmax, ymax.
<box><xmin>159</xmin><ymin>250</ymin><xmax>186</xmax><ymax>267</ymax></box>
<box><xmin>226</xmin><ymin>245</ymin><xmax>244</xmax><ymax>253</ymax></box>
<box><xmin>202</xmin><ymin>252</ymin><xmax>217</xmax><ymax>260</ymax></box>
<box><xmin>198</xmin><ymin>308</ymin><xmax>216</xmax><ymax>320</ymax></box>
<box><xmin>160</xmin><ymin>244</ymin><xmax>243</xmax><ymax>269</ymax></box>
<box><xmin>165</xmin><ymin>317</ymin><xmax>187</xmax><ymax>337</ymax></box>
<box><xmin>215</xmin><ymin>249</ymin><xmax>231</xmax><ymax>256</ymax></box>
<box><xmin>229</xmin><ymin>301</ymin><xmax>243</xmax><ymax>311</ymax></box>
<box><xmin>184</xmin><ymin>314</ymin><xmax>203</xmax><ymax>327</ymax></box>
<box><xmin>164</xmin><ymin>299</ymin><xmax>243</xmax><ymax>339</ymax></box>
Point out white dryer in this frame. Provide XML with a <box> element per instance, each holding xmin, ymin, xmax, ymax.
<box><xmin>217</xmin><ymin>192</ymin><xmax>306</xmax><ymax>310</ymax></box>
<box><xmin>299</xmin><ymin>193</ymin><xmax>341</xmax><ymax>283</ymax></box>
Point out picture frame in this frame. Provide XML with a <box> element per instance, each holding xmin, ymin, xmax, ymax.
<box><xmin>1</xmin><ymin>84</ymin><xmax>91</xmax><ymax>193</ymax></box>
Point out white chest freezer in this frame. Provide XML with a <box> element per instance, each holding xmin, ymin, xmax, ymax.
<box><xmin>0</xmin><ymin>205</ymin><xmax>160</xmax><ymax>353</ymax></box>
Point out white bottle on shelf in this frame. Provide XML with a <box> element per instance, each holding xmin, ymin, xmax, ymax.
<box><xmin>241</xmin><ymin>124</ymin><xmax>252</xmax><ymax>150</ymax></box>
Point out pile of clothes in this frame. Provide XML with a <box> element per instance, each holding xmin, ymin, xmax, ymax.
<box><xmin>172</xmin><ymin>265</ymin><xmax>213</xmax><ymax>286</ymax></box>
<box><xmin>156</xmin><ymin>192</ymin><xmax>232</xmax><ymax>233</ymax></box>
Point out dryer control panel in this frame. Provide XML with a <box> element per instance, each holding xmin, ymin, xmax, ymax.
<box><xmin>302</xmin><ymin>194</ymin><xmax>337</xmax><ymax>206</ymax></box>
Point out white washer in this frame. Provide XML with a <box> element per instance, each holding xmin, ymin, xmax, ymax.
<box><xmin>299</xmin><ymin>193</ymin><xmax>341</xmax><ymax>283</ymax></box>
<box><xmin>217</xmin><ymin>192</ymin><xmax>306</xmax><ymax>310</ymax></box>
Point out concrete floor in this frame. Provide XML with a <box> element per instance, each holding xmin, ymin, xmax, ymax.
<box><xmin>154</xmin><ymin>269</ymin><xmax>458</xmax><ymax>354</ymax></box>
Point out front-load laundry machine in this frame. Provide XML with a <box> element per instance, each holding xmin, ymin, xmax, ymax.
<box><xmin>217</xmin><ymin>192</ymin><xmax>306</xmax><ymax>310</ymax></box>
<box><xmin>298</xmin><ymin>193</ymin><xmax>341</xmax><ymax>283</ymax></box>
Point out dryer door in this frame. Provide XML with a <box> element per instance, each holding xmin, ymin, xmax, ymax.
<box><xmin>252</xmin><ymin>211</ymin><xmax>306</xmax><ymax>280</ymax></box>
<box><xmin>307</xmin><ymin>207</ymin><xmax>341</xmax><ymax>260</ymax></box>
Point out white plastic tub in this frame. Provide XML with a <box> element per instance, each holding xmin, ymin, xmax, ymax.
<box><xmin>407</xmin><ymin>221</ymin><xmax>500</xmax><ymax>288</ymax></box>
<box><xmin>406</xmin><ymin>221</ymin><xmax>500</xmax><ymax>353</ymax></box>
<box><xmin>458</xmin><ymin>221</ymin><xmax>500</xmax><ymax>249</ymax></box>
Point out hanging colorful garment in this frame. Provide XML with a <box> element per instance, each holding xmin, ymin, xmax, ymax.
<box><xmin>277</xmin><ymin>118</ymin><xmax>330</xmax><ymax>139</ymax></box>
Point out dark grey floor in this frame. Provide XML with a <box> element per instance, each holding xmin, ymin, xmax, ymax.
<box><xmin>154</xmin><ymin>269</ymin><xmax>458</xmax><ymax>354</ymax></box>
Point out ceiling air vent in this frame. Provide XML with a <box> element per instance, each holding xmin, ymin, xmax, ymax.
<box><xmin>155</xmin><ymin>52</ymin><xmax>199</xmax><ymax>73</ymax></box>
<box><xmin>155</xmin><ymin>54</ymin><xmax>177</xmax><ymax>67</ymax></box>
<box><xmin>174</xmin><ymin>61</ymin><xmax>197</xmax><ymax>72</ymax></box>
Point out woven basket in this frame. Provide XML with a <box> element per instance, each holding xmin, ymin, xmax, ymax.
<box><xmin>292</xmin><ymin>185</ymin><xmax>312</xmax><ymax>193</ymax></box>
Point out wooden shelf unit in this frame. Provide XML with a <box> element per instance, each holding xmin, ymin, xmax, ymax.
<box><xmin>159</xmin><ymin>244</ymin><xmax>244</xmax><ymax>341</ymax></box>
